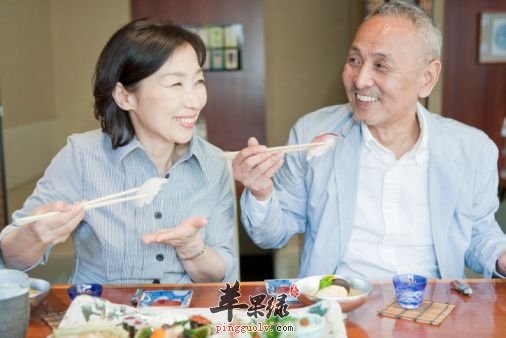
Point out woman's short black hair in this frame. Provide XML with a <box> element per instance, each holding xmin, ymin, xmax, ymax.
<box><xmin>93</xmin><ymin>18</ymin><xmax>206</xmax><ymax>148</ymax></box>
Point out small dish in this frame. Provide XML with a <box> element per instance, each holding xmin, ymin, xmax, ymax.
<box><xmin>295</xmin><ymin>275</ymin><xmax>372</xmax><ymax>317</ymax></box>
<box><xmin>67</xmin><ymin>283</ymin><xmax>103</xmax><ymax>301</ymax></box>
<box><xmin>137</xmin><ymin>290</ymin><xmax>192</xmax><ymax>308</ymax></box>
<box><xmin>29</xmin><ymin>278</ymin><xmax>51</xmax><ymax>310</ymax></box>
<box><xmin>264</xmin><ymin>279</ymin><xmax>299</xmax><ymax>301</ymax></box>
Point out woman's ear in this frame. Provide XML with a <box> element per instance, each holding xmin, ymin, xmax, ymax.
<box><xmin>112</xmin><ymin>82</ymin><xmax>136</xmax><ymax>111</ymax></box>
<box><xmin>418</xmin><ymin>59</ymin><xmax>441</xmax><ymax>99</ymax></box>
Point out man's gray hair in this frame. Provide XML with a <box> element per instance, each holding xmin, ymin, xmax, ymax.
<box><xmin>367</xmin><ymin>0</ymin><xmax>442</xmax><ymax>63</ymax></box>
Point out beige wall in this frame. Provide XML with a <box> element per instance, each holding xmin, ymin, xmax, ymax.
<box><xmin>0</xmin><ymin>0</ymin><xmax>130</xmax><ymax>217</ymax></box>
<box><xmin>263</xmin><ymin>0</ymin><xmax>354</xmax><ymax>146</ymax></box>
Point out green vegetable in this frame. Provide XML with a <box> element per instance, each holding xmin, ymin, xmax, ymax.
<box><xmin>184</xmin><ymin>325</ymin><xmax>211</xmax><ymax>338</ymax></box>
<box><xmin>318</xmin><ymin>275</ymin><xmax>335</xmax><ymax>290</ymax></box>
<box><xmin>135</xmin><ymin>327</ymin><xmax>154</xmax><ymax>338</ymax></box>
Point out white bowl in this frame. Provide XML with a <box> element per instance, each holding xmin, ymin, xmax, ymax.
<box><xmin>295</xmin><ymin>275</ymin><xmax>372</xmax><ymax>315</ymax></box>
<box><xmin>29</xmin><ymin>278</ymin><xmax>51</xmax><ymax>310</ymax></box>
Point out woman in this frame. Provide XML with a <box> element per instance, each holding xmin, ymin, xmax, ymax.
<box><xmin>0</xmin><ymin>19</ymin><xmax>236</xmax><ymax>284</ymax></box>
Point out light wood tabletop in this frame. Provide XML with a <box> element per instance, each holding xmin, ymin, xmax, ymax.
<box><xmin>28</xmin><ymin>279</ymin><xmax>506</xmax><ymax>337</ymax></box>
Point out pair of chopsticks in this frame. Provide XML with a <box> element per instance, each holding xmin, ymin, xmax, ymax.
<box><xmin>221</xmin><ymin>142</ymin><xmax>327</xmax><ymax>160</ymax></box>
<box><xmin>14</xmin><ymin>188</ymin><xmax>153</xmax><ymax>226</ymax></box>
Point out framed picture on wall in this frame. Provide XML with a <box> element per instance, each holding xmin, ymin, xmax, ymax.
<box><xmin>479</xmin><ymin>12</ymin><xmax>506</xmax><ymax>63</ymax></box>
<box><xmin>185</xmin><ymin>24</ymin><xmax>243</xmax><ymax>71</ymax></box>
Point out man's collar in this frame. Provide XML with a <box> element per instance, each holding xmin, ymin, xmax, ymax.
<box><xmin>360</xmin><ymin>102</ymin><xmax>429</xmax><ymax>164</ymax></box>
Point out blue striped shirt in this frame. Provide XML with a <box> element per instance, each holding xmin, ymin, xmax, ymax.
<box><xmin>0</xmin><ymin>129</ymin><xmax>237</xmax><ymax>284</ymax></box>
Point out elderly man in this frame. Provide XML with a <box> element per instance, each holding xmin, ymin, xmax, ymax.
<box><xmin>232</xmin><ymin>0</ymin><xmax>506</xmax><ymax>280</ymax></box>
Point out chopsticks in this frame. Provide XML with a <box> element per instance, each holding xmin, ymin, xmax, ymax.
<box><xmin>14</xmin><ymin>189</ymin><xmax>152</xmax><ymax>226</ymax></box>
<box><xmin>221</xmin><ymin>142</ymin><xmax>327</xmax><ymax>160</ymax></box>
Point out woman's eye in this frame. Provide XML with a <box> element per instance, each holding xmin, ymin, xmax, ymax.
<box><xmin>171</xmin><ymin>82</ymin><xmax>183</xmax><ymax>87</ymax></box>
<box><xmin>196</xmin><ymin>79</ymin><xmax>205</xmax><ymax>85</ymax></box>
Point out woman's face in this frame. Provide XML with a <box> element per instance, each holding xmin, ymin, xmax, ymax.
<box><xmin>126</xmin><ymin>43</ymin><xmax>207</xmax><ymax>146</ymax></box>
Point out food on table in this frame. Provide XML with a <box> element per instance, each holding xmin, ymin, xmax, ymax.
<box><xmin>121</xmin><ymin>314</ymin><xmax>213</xmax><ymax>338</ymax></box>
<box><xmin>274</xmin><ymin>286</ymin><xmax>290</xmax><ymax>294</ymax></box>
<box><xmin>52</xmin><ymin>324</ymin><xmax>129</xmax><ymax>337</ymax></box>
<box><xmin>151</xmin><ymin>299</ymin><xmax>182</xmax><ymax>307</ymax></box>
<box><xmin>306</xmin><ymin>133</ymin><xmax>339</xmax><ymax>160</ymax></box>
<box><xmin>29</xmin><ymin>287</ymin><xmax>40</xmax><ymax>296</ymax></box>
<box><xmin>307</xmin><ymin>275</ymin><xmax>358</xmax><ymax>298</ymax></box>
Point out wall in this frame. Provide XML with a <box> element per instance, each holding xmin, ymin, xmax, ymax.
<box><xmin>0</xmin><ymin>0</ymin><xmax>130</xmax><ymax>218</ymax></box>
<box><xmin>264</xmin><ymin>0</ymin><xmax>354</xmax><ymax>147</ymax></box>
<box><xmin>0</xmin><ymin>0</ymin><xmax>130</xmax><ymax>282</ymax></box>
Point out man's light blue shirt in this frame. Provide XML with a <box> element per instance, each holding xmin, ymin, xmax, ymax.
<box><xmin>241</xmin><ymin>104</ymin><xmax>506</xmax><ymax>279</ymax></box>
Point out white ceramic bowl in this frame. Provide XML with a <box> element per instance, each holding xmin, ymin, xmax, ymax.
<box><xmin>295</xmin><ymin>275</ymin><xmax>372</xmax><ymax>315</ymax></box>
<box><xmin>29</xmin><ymin>278</ymin><xmax>51</xmax><ymax>310</ymax></box>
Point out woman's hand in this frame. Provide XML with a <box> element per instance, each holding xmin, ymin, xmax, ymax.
<box><xmin>0</xmin><ymin>201</ymin><xmax>84</xmax><ymax>270</ymax></box>
<box><xmin>143</xmin><ymin>216</ymin><xmax>208</xmax><ymax>257</ymax></box>
<box><xmin>232</xmin><ymin>137</ymin><xmax>284</xmax><ymax>201</ymax></box>
<box><xmin>25</xmin><ymin>202</ymin><xmax>85</xmax><ymax>245</ymax></box>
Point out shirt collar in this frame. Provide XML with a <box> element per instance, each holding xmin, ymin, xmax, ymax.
<box><xmin>110</xmin><ymin>130</ymin><xmax>211</xmax><ymax>181</ymax></box>
<box><xmin>361</xmin><ymin>102</ymin><xmax>429</xmax><ymax>165</ymax></box>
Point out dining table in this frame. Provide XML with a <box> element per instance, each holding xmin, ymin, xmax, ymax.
<box><xmin>28</xmin><ymin>278</ymin><xmax>506</xmax><ymax>337</ymax></box>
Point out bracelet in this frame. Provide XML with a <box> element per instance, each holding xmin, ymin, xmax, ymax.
<box><xmin>178</xmin><ymin>243</ymin><xmax>207</xmax><ymax>261</ymax></box>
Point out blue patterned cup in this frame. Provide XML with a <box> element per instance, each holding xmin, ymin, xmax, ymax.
<box><xmin>392</xmin><ymin>274</ymin><xmax>427</xmax><ymax>309</ymax></box>
<box><xmin>67</xmin><ymin>283</ymin><xmax>103</xmax><ymax>301</ymax></box>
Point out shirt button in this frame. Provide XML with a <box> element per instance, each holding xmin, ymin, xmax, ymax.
<box><xmin>156</xmin><ymin>253</ymin><xmax>164</xmax><ymax>261</ymax></box>
<box><xmin>164</xmin><ymin>173</ymin><xmax>170</xmax><ymax>179</ymax></box>
<box><xmin>153</xmin><ymin>279</ymin><xmax>160</xmax><ymax>284</ymax></box>
<box><xmin>154</xmin><ymin>211</ymin><xmax>162</xmax><ymax>219</ymax></box>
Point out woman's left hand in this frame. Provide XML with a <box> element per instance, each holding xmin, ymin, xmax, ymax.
<box><xmin>143</xmin><ymin>216</ymin><xmax>207</xmax><ymax>256</ymax></box>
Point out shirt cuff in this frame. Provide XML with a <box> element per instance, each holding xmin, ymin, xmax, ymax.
<box><xmin>244</xmin><ymin>189</ymin><xmax>272</xmax><ymax>225</ymax></box>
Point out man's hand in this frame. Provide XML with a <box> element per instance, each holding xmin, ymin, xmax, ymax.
<box><xmin>232</xmin><ymin>137</ymin><xmax>284</xmax><ymax>201</ymax></box>
<box><xmin>497</xmin><ymin>252</ymin><xmax>506</xmax><ymax>276</ymax></box>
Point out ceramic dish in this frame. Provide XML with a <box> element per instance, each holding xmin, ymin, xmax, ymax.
<box><xmin>53</xmin><ymin>295</ymin><xmax>347</xmax><ymax>338</ymax></box>
<box><xmin>295</xmin><ymin>275</ymin><xmax>372</xmax><ymax>317</ymax></box>
<box><xmin>264</xmin><ymin>278</ymin><xmax>299</xmax><ymax>301</ymax></box>
<box><xmin>29</xmin><ymin>278</ymin><xmax>51</xmax><ymax>310</ymax></box>
<box><xmin>137</xmin><ymin>290</ymin><xmax>193</xmax><ymax>307</ymax></box>
<box><xmin>67</xmin><ymin>283</ymin><xmax>103</xmax><ymax>301</ymax></box>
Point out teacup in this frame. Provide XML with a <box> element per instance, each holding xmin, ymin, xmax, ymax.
<box><xmin>392</xmin><ymin>274</ymin><xmax>427</xmax><ymax>309</ymax></box>
<box><xmin>0</xmin><ymin>269</ymin><xmax>30</xmax><ymax>338</ymax></box>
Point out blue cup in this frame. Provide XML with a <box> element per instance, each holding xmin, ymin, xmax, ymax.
<box><xmin>392</xmin><ymin>274</ymin><xmax>427</xmax><ymax>309</ymax></box>
<box><xmin>67</xmin><ymin>283</ymin><xmax>103</xmax><ymax>301</ymax></box>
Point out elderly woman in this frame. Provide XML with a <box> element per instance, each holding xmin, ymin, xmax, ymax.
<box><xmin>0</xmin><ymin>19</ymin><xmax>236</xmax><ymax>284</ymax></box>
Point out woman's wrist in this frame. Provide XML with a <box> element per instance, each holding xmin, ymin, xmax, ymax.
<box><xmin>177</xmin><ymin>243</ymin><xmax>207</xmax><ymax>261</ymax></box>
<box><xmin>176</xmin><ymin>240</ymin><xmax>206</xmax><ymax>261</ymax></box>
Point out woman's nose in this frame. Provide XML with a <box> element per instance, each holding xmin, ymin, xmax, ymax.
<box><xmin>183</xmin><ymin>88</ymin><xmax>202</xmax><ymax>108</ymax></box>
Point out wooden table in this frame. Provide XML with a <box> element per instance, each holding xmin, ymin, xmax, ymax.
<box><xmin>28</xmin><ymin>279</ymin><xmax>506</xmax><ymax>337</ymax></box>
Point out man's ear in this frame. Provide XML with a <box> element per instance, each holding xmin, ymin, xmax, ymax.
<box><xmin>418</xmin><ymin>59</ymin><xmax>441</xmax><ymax>99</ymax></box>
<box><xmin>112</xmin><ymin>82</ymin><xmax>136</xmax><ymax>111</ymax></box>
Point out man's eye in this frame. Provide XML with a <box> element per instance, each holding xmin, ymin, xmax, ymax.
<box><xmin>348</xmin><ymin>57</ymin><xmax>361</xmax><ymax>66</ymax></box>
<box><xmin>375</xmin><ymin>63</ymin><xmax>387</xmax><ymax>70</ymax></box>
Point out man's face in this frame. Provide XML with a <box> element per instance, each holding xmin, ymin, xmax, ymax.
<box><xmin>342</xmin><ymin>16</ymin><xmax>429</xmax><ymax>129</ymax></box>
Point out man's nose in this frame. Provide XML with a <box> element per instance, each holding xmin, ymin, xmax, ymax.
<box><xmin>353</xmin><ymin>65</ymin><xmax>374</xmax><ymax>89</ymax></box>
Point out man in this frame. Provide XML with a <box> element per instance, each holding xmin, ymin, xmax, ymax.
<box><xmin>232</xmin><ymin>1</ymin><xmax>506</xmax><ymax>280</ymax></box>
